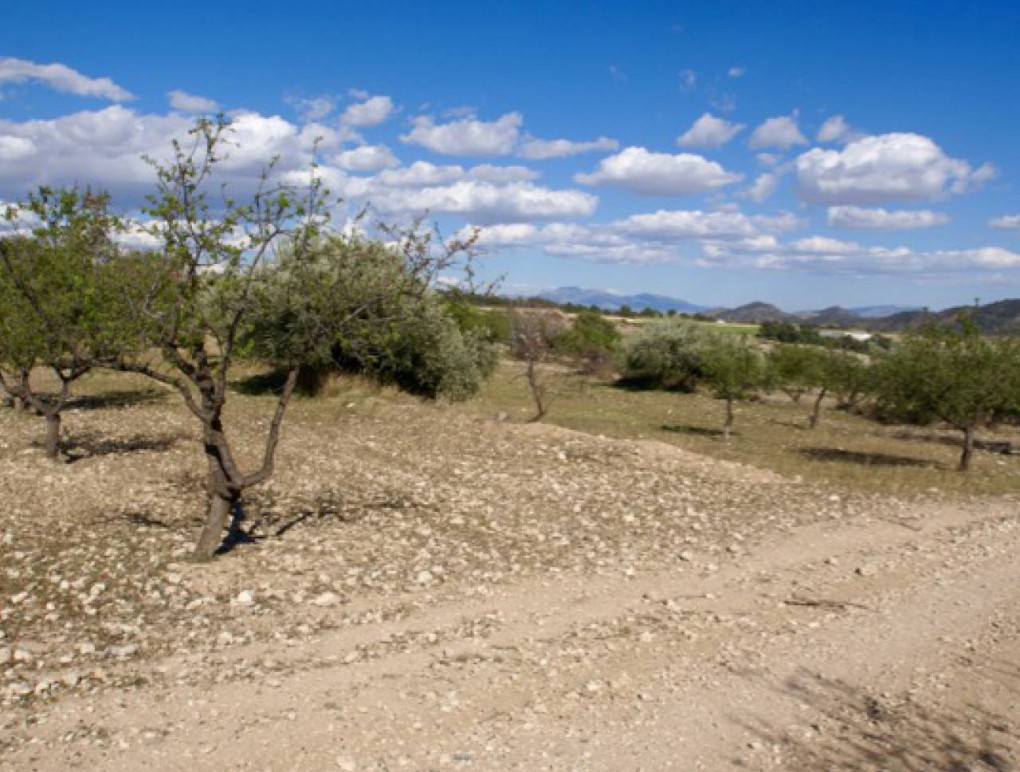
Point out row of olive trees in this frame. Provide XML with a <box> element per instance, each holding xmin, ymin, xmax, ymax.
<box><xmin>622</xmin><ymin>317</ymin><xmax>1020</xmax><ymax>470</ymax></box>
<box><xmin>1</xmin><ymin>118</ymin><xmax>496</xmax><ymax>560</ymax></box>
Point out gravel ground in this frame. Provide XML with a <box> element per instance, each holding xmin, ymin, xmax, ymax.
<box><xmin>1</xmin><ymin>394</ymin><xmax>1018</xmax><ymax>770</ymax></box>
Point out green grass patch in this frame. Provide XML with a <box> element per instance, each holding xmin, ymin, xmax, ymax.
<box><xmin>462</xmin><ymin>362</ymin><xmax>1020</xmax><ymax>499</ymax></box>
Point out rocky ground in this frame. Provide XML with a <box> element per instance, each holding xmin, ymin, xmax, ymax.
<box><xmin>1</xmin><ymin>391</ymin><xmax>1018</xmax><ymax>770</ymax></box>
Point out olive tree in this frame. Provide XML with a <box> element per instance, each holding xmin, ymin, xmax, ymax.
<box><xmin>0</xmin><ymin>188</ymin><xmax>125</xmax><ymax>458</ymax></box>
<box><xmin>623</xmin><ymin>318</ymin><xmax>711</xmax><ymax>391</ymax></box>
<box><xmin>766</xmin><ymin>344</ymin><xmax>823</xmax><ymax>404</ymax></box>
<box><xmin>119</xmin><ymin>118</ymin><xmax>480</xmax><ymax>560</ymax></box>
<box><xmin>249</xmin><ymin>232</ymin><xmax>495</xmax><ymax>402</ymax></box>
<box><xmin>766</xmin><ymin>345</ymin><xmax>867</xmax><ymax>428</ymax></box>
<box><xmin>873</xmin><ymin>319</ymin><xmax>1020</xmax><ymax>471</ymax></box>
<box><xmin>700</xmin><ymin>334</ymin><xmax>766</xmax><ymax>440</ymax></box>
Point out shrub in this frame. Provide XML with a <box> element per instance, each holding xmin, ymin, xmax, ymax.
<box><xmin>623</xmin><ymin>318</ymin><xmax>712</xmax><ymax>390</ymax></box>
<box><xmin>553</xmin><ymin>311</ymin><xmax>621</xmax><ymax>375</ymax></box>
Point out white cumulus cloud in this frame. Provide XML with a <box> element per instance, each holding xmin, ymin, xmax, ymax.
<box><xmin>817</xmin><ymin>115</ymin><xmax>851</xmax><ymax>143</ymax></box>
<box><xmin>575</xmin><ymin>147</ymin><xmax>742</xmax><ymax>196</ymax></box>
<box><xmin>340</xmin><ymin>94</ymin><xmax>395</xmax><ymax>127</ymax></box>
<box><xmin>616</xmin><ymin>209</ymin><xmax>796</xmax><ymax>240</ymax></box>
<box><xmin>742</xmin><ymin>172</ymin><xmax>781</xmax><ymax>203</ymax></box>
<box><xmin>369</xmin><ymin>180</ymin><xmax>596</xmax><ymax>223</ymax></box>
<box><xmin>167</xmin><ymin>90</ymin><xmax>219</xmax><ymax>114</ymax></box>
<box><xmin>0</xmin><ymin>57</ymin><xmax>134</xmax><ymax>101</ymax></box>
<box><xmin>677</xmin><ymin>113</ymin><xmax>744</xmax><ymax>149</ymax></box>
<box><xmin>700</xmin><ymin>235</ymin><xmax>1020</xmax><ymax>277</ymax></box>
<box><xmin>0</xmin><ymin>106</ymin><xmax>343</xmax><ymax>201</ymax></box>
<box><xmin>372</xmin><ymin>161</ymin><xmax>536</xmax><ymax>189</ymax></box>
<box><xmin>286</xmin><ymin>95</ymin><xmax>336</xmax><ymax>123</ymax></box>
<box><xmin>333</xmin><ymin>144</ymin><xmax>400</xmax><ymax>172</ymax></box>
<box><xmin>400</xmin><ymin>112</ymin><xmax>522</xmax><ymax>156</ymax></box>
<box><xmin>749</xmin><ymin>115</ymin><xmax>807</xmax><ymax>150</ymax></box>
<box><xmin>518</xmin><ymin>136</ymin><xmax>618</xmax><ymax>160</ymax></box>
<box><xmin>827</xmin><ymin>205</ymin><xmax>949</xmax><ymax>230</ymax></box>
<box><xmin>796</xmin><ymin>133</ymin><xmax>994</xmax><ymax>205</ymax></box>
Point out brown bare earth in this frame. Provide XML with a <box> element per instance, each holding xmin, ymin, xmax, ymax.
<box><xmin>1</xmin><ymin>384</ymin><xmax>1019</xmax><ymax>771</ymax></box>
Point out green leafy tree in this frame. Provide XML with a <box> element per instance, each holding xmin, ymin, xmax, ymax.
<box><xmin>700</xmin><ymin>334</ymin><xmax>766</xmax><ymax>440</ymax></box>
<box><xmin>251</xmin><ymin>238</ymin><xmax>497</xmax><ymax>402</ymax></box>
<box><xmin>0</xmin><ymin>188</ymin><xmax>126</xmax><ymax>458</ymax></box>
<box><xmin>873</xmin><ymin>319</ymin><xmax>1020</xmax><ymax>471</ymax></box>
<box><xmin>801</xmin><ymin>348</ymin><xmax>871</xmax><ymax>429</ymax></box>
<box><xmin>118</xmin><ymin>118</ymin><xmax>480</xmax><ymax>560</ymax></box>
<box><xmin>766</xmin><ymin>344</ymin><xmax>824</xmax><ymax>404</ymax></box>
<box><xmin>820</xmin><ymin>348</ymin><xmax>870</xmax><ymax>415</ymax></box>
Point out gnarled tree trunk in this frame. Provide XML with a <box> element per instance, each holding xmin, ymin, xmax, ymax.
<box><xmin>184</xmin><ymin>365</ymin><xmax>301</xmax><ymax>562</ymax></box>
<box><xmin>194</xmin><ymin>488</ymin><xmax>238</xmax><ymax>561</ymax></box>
<box><xmin>809</xmin><ymin>388</ymin><xmax>827</xmax><ymax>429</ymax></box>
<box><xmin>525</xmin><ymin>358</ymin><xmax>548</xmax><ymax>422</ymax></box>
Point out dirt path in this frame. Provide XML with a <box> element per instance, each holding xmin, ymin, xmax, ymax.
<box><xmin>5</xmin><ymin>491</ymin><xmax>1018</xmax><ymax>771</ymax></box>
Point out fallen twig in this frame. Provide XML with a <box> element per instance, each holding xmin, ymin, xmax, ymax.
<box><xmin>784</xmin><ymin>595</ymin><xmax>872</xmax><ymax>611</ymax></box>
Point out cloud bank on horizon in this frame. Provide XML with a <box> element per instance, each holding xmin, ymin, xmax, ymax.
<box><xmin>1</xmin><ymin>52</ymin><xmax>1019</xmax><ymax>307</ymax></box>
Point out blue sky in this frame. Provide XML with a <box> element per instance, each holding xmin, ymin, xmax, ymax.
<box><xmin>3</xmin><ymin>0</ymin><xmax>1020</xmax><ymax>310</ymax></box>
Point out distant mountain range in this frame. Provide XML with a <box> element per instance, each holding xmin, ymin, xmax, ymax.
<box><xmin>532</xmin><ymin>287</ymin><xmax>918</xmax><ymax>323</ymax></box>
<box><xmin>527</xmin><ymin>286</ymin><xmax>1020</xmax><ymax>334</ymax></box>
<box><xmin>866</xmin><ymin>298</ymin><xmax>1020</xmax><ymax>334</ymax></box>
<box><xmin>536</xmin><ymin>287</ymin><xmax>708</xmax><ymax>314</ymax></box>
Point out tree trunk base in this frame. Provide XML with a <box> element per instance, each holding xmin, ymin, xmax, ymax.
<box><xmin>44</xmin><ymin>414</ymin><xmax>61</xmax><ymax>460</ymax></box>
<box><xmin>193</xmin><ymin>494</ymin><xmax>235</xmax><ymax>562</ymax></box>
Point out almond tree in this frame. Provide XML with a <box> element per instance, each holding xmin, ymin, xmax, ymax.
<box><xmin>120</xmin><ymin>118</ymin><xmax>478</xmax><ymax>560</ymax></box>
<box><xmin>0</xmin><ymin>188</ymin><xmax>123</xmax><ymax>458</ymax></box>
<box><xmin>509</xmin><ymin>309</ymin><xmax>566</xmax><ymax>421</ymax></box>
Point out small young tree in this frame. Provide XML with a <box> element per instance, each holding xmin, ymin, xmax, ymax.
<box><xmin>826</xmin><ymin>348</ymin><xmax>870</xmax><ymax>411</ymax></box>
<box><xmin>766</xmin><ymin>344</ymin><xmax>823</xmax><ymax>404</ymax></box>
<box><xmin>118</xmin><ymin>118</ymin><xmax>480</xmax><ymax>560</ymax></box>
<box><xmin>0</xmin><ymin>188</ymin><xmax>125</xmax><ymax>458</ymax></box>
<box><xmin>700</xmin><ymin>334</ymin><xmax>766</xmax><ymax>440</ymax></box>
<box><xmin>873</xmin><ymin>319</ymin><xmax>1020</xmax><ymax>471</ymax></box>
<box><xmin>509</xmin><ymin>309</ymin><xmax>565</xmax><ymax>421</ymax></box>
<box><xmin>804</xmin><ymin>348</ymin><xmax>874</xmax><ymax>427</ymax></box>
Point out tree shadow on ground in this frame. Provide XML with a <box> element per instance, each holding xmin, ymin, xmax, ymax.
<box><xmin>662</xmin><ymin>423</ymin><xmax>727</xmax><ymax>438</ymax></box>
<box><xmin>773</xmin><ymin>419</ymin><xmax>808</xmax><ymax>431</ymax></box>
<box><xmin>231</xmin><ymin>368</ymin><xmax>293</xmax><ymax>396</ymax></box>
<box><xmin>734</xmin><ymin>668</ymin><xmax>1016</xmax><ymax>771</ymax></box>
<box><xmin>211</xmin><ymin>489</ymin><xmax>424</xmax><ymax>557</ymax></box>
<box><xmin>613</xmin><ymin>375</ymin><xmax>695</xmax><ymax>393</ymax></box>
<box><xmin>232</xmin><ymin>367</ymin><xmax>331</xmax><ymax>397</ymax></box>
<box><xmin>61</xmin><ymin>431</ymin><xmax>182</xmax><ymax>463</ymax></box>
<box><xmin>800</xmin><ymin>447</ymin><xmax>937</xmax><ymax>468</ymax></box>
<box><xmin>893</xmin><ymin>429</ymin><xmax>1015</xmax><ymax>456</ymax></box>
<box><xmin>118</xmin><ymin>511</ymin><xmax>200</xmax><ymax>533</ymax></box>
<box><xmin>69</xmin><ymin>389</ymin><xmax>167</xmax><ymax>411</ymax></box>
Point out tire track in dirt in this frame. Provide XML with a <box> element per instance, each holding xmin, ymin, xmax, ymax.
<box><xmin>7</xmin><ymin>497</ymin><xmax>1018</xmax><ymax>771</ymax></box>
